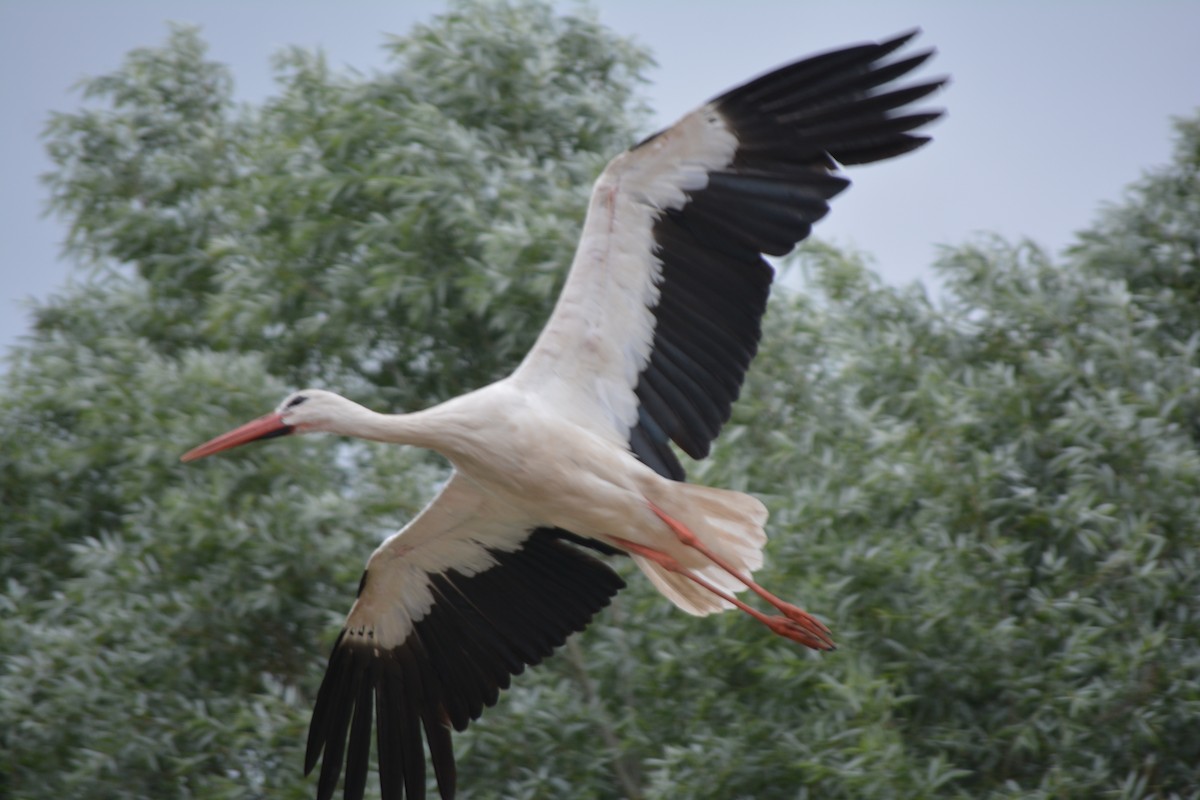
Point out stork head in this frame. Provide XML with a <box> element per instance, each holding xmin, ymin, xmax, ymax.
<box><xmin>180</xmin><ymin>388</ymin><xmax>352</xmax><ymax>462</ymax></box>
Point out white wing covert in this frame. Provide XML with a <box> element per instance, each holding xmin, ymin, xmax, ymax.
<box><xmin>512</xmin><ymin>31</ymin><xmax>945</xmax><ymax>480</ymax></box>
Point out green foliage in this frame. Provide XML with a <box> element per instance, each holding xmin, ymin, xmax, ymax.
<box><xmin>4</xmin><ymin>3</ymin><xmax>1199</xmax><ymax>798</ymax></box>
<box><xmin>1072</xmin><ymin>115</ymin><xmax>1200</xmax><ymax>347</ymax></box>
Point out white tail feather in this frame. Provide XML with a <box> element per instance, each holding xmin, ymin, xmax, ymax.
<box><xmin>635</xmin><ymin>483</ymin><xmax>769</xmax><ymax>616</ymax></box>
<box><xmin>633</xmin><ymin>554</ymin><xmax>732</xmax><ymax>615</ymax></box>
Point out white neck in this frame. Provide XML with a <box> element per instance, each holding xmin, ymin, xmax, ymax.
<box><xmin>325</xmin><ymin>402</ymin><xmax>439</xmax><ymax>449</ymax></box>
<box><xmin>308</xmin><ymin>392</ymin><xmax>476</xmax><ymax>457</ymax></box>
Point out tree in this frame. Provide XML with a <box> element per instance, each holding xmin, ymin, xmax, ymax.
<box><xmin>3</xmin><ymin>3</ymin><xmax>1198</xmax><ymax>798</ymax></box>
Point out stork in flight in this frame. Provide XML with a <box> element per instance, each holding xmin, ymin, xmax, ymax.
<box><xmin>183</xmin><ymin>31</ymin><xmax>944</xmax><ymax>800</ymax></box>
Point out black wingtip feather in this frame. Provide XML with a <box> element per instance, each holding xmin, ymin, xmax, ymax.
<box><xmin>397</xmin><ymin>646</ymin><xmax>429</xmax><ymax>800</ymax></box>
<box><xmin>422</xmin><ymin>711</ymin><xmax>455</xmax><ymax>800</ymax></box>
<box><xmin>343</xmin><ymin>662</ymin><xmax>376</xmax><ymax>800</ymax></box>
<box><xmin>374</xmin><ymin>666</ymin><xmax>399</xmax><ymax>800</ymax></box>
<box><xmin>315</xmin><ymin>653</ymin><xmax>360</xmax><ymax>800</ymax></box>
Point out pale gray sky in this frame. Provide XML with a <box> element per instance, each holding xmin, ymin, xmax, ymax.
<box><xmin>3</xmin><ymin>1</ymin><xmax>1199</xmax><ymax>355</ymax></box>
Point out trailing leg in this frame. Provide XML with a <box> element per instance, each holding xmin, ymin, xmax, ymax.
<box><xmin>609</xmin><ymin>533</ymin><xmax>834</xmax><ymax>651</ymax></box>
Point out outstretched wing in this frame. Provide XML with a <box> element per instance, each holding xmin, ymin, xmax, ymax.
<box><xmin>303</xmin><ymin>474</ymin><xmax>625</xmax><ymax>800</ymax></box>
<box><xmin>510</xmin><ymin>31</ymin><xmax>945</xmax><ymax>480</ymax></box>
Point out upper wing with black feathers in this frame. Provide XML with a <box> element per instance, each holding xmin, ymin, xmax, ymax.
<box><xmin>511</xmin><ymin>31</ymin><xmax>944</xmax><ymax>480</ymax></box>
<box><xmin>303</xmin><ymin>474</ymin><xmax>625</xmax><ymax>800</ymax></box>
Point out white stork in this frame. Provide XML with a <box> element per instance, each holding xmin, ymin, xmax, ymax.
<box><xmin>183</xmin><ymin>31</ymin><xmax>944</xmax><ymax>800</ymax></box>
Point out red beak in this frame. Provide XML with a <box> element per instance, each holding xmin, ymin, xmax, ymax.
<box><xmin>180</xmin><ymin>412</ymin><xmax>293</xmax><ymax>462</ymax></box>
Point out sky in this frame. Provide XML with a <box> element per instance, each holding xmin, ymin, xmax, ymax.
<box><xmin>2</xmin><ymin>1</ymin><xmax>1199</xmax><ymax>356</ymax></box>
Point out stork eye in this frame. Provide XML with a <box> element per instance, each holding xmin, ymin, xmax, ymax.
<box><xmin>285</xmin><ymin>395</ymin><xmax>308</xmax><ymax>409</ymax></box>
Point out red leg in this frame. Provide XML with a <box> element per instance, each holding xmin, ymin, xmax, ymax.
<box><xmin>609</xmin><ymin>534</ymin><xmax>835</xmax><ymax>652</ymax></box>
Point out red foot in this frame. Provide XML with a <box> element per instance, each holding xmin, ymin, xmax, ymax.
<box><xmin>764</xmin><ymin>615</ymin><xmax>837</xmax><ymax>651</ymax></box>
<box><xmin>776</xmin><ymin>600</ymin><xmax>833</xmax><ymax>637</ymax></box>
